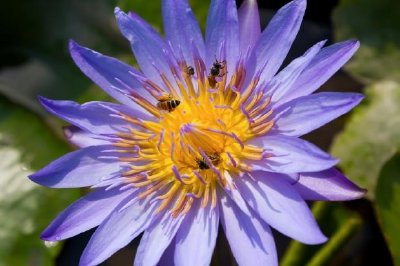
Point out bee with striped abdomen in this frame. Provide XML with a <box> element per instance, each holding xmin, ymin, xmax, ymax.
<box><xmin>156</xmin><ymin>94</ymin><xmax>181</xmax><ymax>112</ymax></box>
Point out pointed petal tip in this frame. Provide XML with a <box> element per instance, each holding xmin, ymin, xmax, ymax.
<box><xmin>114</xmin><ymin>7</ymin><xmax>129</xmax><ymax>27</ymax></box>
<box><xmin>278</xmin><ymin>0</ymin><xmax>307</xmax><ymax>16</ymax></box>
<box><xmin>286</xmin><ymin>0</ymin><xmax>307</xmax><ymax>18</ymax></box>
<box><xmin>37</xmin><ymin>97</ymin><xmax>67</xmax><ymax>115</ymax></box>
<box><xmin>354</xmin><ymin>188</ymin><xmax>368</xmax><ymax>199</ymax></box>
<box><xmin>325</xmin><ymin>157</ymin><xmax>340</xmax><ymax>168</ymax></box>
<box><xmin>68</xmin><ymin>40</ymin><xmax>90</xmax><ymax>60</ymax></box>
<box><xmin>28</xmin><ymin>170</ymin><xmax>57</xmax><ymax>188</ymax></box>
<box><xmin>114</xmin><ymin>7</ymin><xmax>129</xmax><ymax>22</ymax></box>
<box><xmin>38</xmin><ymin>97</ymin><xmax>64</xmax><ymax>116</ymax></box>
<box><xmin>342</xmin><ymin>93</ymin><xmax>365</xmax><ymax>111</ymax></box>
<box><xmin>296</xmin><ymin>0</ymin><xmax>307</xmax><ymax>6</ymax></box>
<box><xmin>338</xmin><ymin>39</ymin><xmax>360</xmax><ymax>53</ymax></box>
<box><xmin>40</xmin><ymin>230</ymin><xmax>59</xmax><ymax>242</ymax></box>
<box><xmin>299</xmin><ymin>225</ymin><xmax>327</xmax><ymax>245</ymax></box>
<box><xmin>352</xmin><ymin>92</ymin><xmax>365</xmax><ymax>103</ymax></box>
<box><xmin>68</xmin><ymin>40</ymin><xmax>92</xmax><ymax>67</ymax></box>
<box><xmin>341</xmin><ymin>176</ymin><xmax>368</xmax><ymax>200</ymax></box>
<box><xmin>28</xmin><ymin>172</ymin><xmax>39</xmax><ymax>183</ymax></box>
<box><xmin>348</xmin><ymin>39</ymin><xmax>360</xmax><ymax>48</ymax></box>
<box><xmin>68</xmin><ymin>39</ymin><xmax>79</xmax><ymax>50</ymax></box>
<box><xmin>309</xmin><ymin>233</ymin><xmax>328</xmax><ymax>245</ymax></box>
<box><xmin>114</xmin><ymin>6</ymin><xmax>122</xmax><ymax>15</ymax></box>
<box><xmin>317</xmin><ymin>39</ymin><xmax>328</xmax><ymax>47</ymax></box>
<box><xmin>304</xmin><ymin>39</ymin><xmax>327</xmax><ymax>54</ymax></box>
<box><xmin>295</xmin><ymin>168</ymin><xmax>368</xmax><ymax>201</ymax></box>
<box><xmin>291</xmin><ymin>0</ymin><xmax>307</xmax><ymax>10</ymax></box>
<box><xmin>28</xmin><ymin>169</ymin><xmax>49</xmax><ymax>186</ymax></box>
<box><xmin>333</xmin><ymin>158</ymin><xmax>340</xmax><ymax>165</ymax></box>
<box><xmin>37</xmin><ymin>95</ymin><xmax>49</xmax><ymax>105</ymax></box>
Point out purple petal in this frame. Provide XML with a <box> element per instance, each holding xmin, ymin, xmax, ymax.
<box><xmin>158</xmin><ymin>239</ymin><xmax>176</xmax><ymax>266</ymax></box>
<box><xmin>80</xmin><ymin>195</ymin><xmax>157</xmax><ymax>266</ymax></box>
<box><xmin>238</xmin><ymin>0</ymin><xmax>261</xmax><ymax>51</ymax></box>
<box><xmin>115</xmin><ymin>8</ymin><xmax>176</xmax><ymax>89</ymax></box>
<box><xmin>205</xmin><ymin>0</ymin><xmax>239</xmax><ymax>74</ymax></box>
<box><xmin>162</xmin><ymin>0</ymin><xmax>205</xmax><ymax>64</ymax></box>
<box><xmin>250</xmin><ymin>0</ymin><xmax>306</xmax><ymax>85</ymax></box>
<box><xmin>250</xmin><ymin>135</ymin><xmax>338</xmax><ymax>173</ymax></box>
<box><xmin>128</xmin><ymin>11</ymin><xmax>160</xmax><ymax>37</ymax></box>
<box><xmin>63</xmin><ymin>126</ymin><xmax>111</xmax><ymax>148</ymax></box>
<box><xmin>219</xmin><ymin>194</ymin><xmax>278</xmax><ymax>266</ymax></box>
<box><xmin>29</xmin><ymin>145</ymin><xmax>122</xmax><ymax>188</ymax></box>
<box><xmin>39</xmin><ymin>97</ymin><xmax>150</xmax><ymax>135</ymax></box>
<box><xmin>222</xmin><ymin>172</ymin><xmax>254</xmax><ymax>217</ymax></box>
<box><xmin>69</xmin><ymin>40</ymin><xmax>152</xmax><ymax>105</ymax></box>
<box><xmin>174</xmin><ymin>203</ymin><xmax>219</xmax><ymax>266</ymax></box>
<box><xmin>280</xmin><ymin>40</ymin><xmax>360</xmax><ymax>104</ymax></box>
<box><xmin>268</xmin><ymin>40</ymin><xmax>326</xmax><ymax>103</ymax></box>
<box><xmin>271</xmin><ymin>92</ymin><xmax>364</xmax><ymax>137</ymax></box>
<box><xmin>294</xmin><ymin>168</ymin><xmax>366</xmax><ymax>201</ymax></box>
<box><xmin>236</xmin><ymin>172</ymin><xmax>327</xmax><ymax>244</ymax></box>
<box><xmin>134</xmin><ymin>212</ymin><xmax>184</xmax><ymax>266</ymax></box>
<box><xmin>41</xmin><ymin>187</ymin><xmax>134</xmax><ymax>241</ymax></box>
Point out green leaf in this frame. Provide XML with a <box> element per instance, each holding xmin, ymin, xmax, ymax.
<box><xmin>375</xmin><ymin>153</ymin><xmax>400</xmax><ymax>265</ymax></box>
<box><xmin>333</xmin><ymin>0</ymin><xmax>400</xmax><ymax>83</ymax></box>
<box><xmin>331</xmin><ymin>80</ymin><xmax>400</xmax><ymax>198</ymax></box>
<box><xmin>0</xmin><ymin>96</ymin><xmax>80</xmax><ymax>266</ymax></box>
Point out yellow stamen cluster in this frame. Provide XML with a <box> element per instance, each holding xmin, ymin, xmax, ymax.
<box><xmin>115</xmin><ymin>59</ymin><xmax>274</xmax><ymax>217</ymax></box>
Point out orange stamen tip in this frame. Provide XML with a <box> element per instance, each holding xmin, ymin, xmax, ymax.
<box><xmin>116</xmin><ymin>59</ymin><xmax>272</xmax><ymax>216</ymax></box>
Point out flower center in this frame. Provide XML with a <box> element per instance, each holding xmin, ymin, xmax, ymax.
<box><xmin>115</xmin><ymin>57</ymin><xmax>274</xmax><ymax>217</ymax></box>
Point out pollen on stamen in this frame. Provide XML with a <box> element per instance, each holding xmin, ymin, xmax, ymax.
<box><xmin>110</xmin><ymin>55</ymin><xmax>275</xmax><ymax>218</ymax></box>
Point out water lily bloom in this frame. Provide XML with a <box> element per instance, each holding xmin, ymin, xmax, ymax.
<box><xmin>29</xmin><ymin>0</ymin><xmax>366</xmax><ymax>265</ymax></box>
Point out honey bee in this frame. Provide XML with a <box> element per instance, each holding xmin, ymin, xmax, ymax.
<box><xmin>186</xmin><ymin>66</ymin><xmax>195</xmax><ymax>76</ymax></box>
<box><xmin>196</xmin><ymin>158</ymin><xmax>209</xmax><ymax>170</ymax></box>
<box><xmin>156</xmin><ymin>94</ymin><xmax>181</xmax><ymax>112</ymax></box>
<box><xmin>208</xmin><ymin>59</ymin><xmax>226</xmax><ymax>88</ymax></box>
<box><xmin>196</xmin><ymin>152</ymin><xmax>221</xmax><ymax>170</ymax></box>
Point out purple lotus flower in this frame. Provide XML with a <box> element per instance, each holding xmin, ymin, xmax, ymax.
<box><xmin>29</xmin><ymin>0</ymin><xmax>366</xmax><ymax>265</ymax></box>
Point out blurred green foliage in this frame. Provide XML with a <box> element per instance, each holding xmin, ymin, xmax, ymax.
<box><xmin>375</xmin><ymin>153</ymin><xmax>400</xmax><ymax>266</ymax></box>
<box><xmin>331</xmin><ymin>81</ymin><xmax>400</xmax><ymax>198</ymax></box>
<box><xmin>333</xmin><ymin>0</ymin><xmax>400</xmax><ymax>83</ymax></box>
<box><xmin>0</xmin><ymin>97</ymin><xmax>80</xmax><ymax>266</ymax></box>
<box><xmin>0</xmin><ymin>1</ymin><xmax>126</xmax><ymax>264</ymax></box>
<box><xmin>333</xmin><ymin>0</ymin><xmax>400</xmax><ymax>263</ymax></box>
